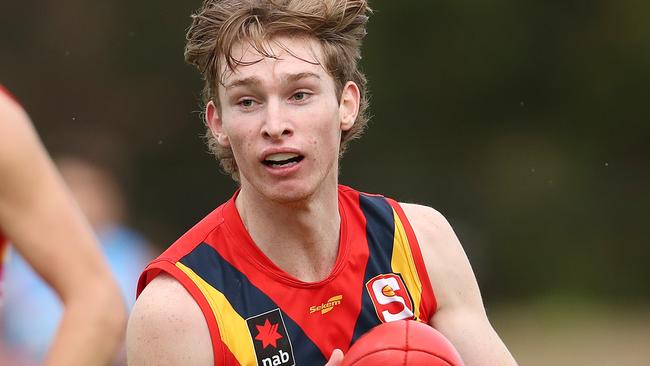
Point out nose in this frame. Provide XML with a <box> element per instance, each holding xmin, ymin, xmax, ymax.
<box><xmin>261</xmin><ymin>99</ymin><xmax>293</xmax><ymax>140</ymax></box>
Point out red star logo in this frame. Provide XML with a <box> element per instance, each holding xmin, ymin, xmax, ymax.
<box><xmin>255</xmin><ymin>319</ymin><xmax>282</xmax><ymax>349</ymax></box>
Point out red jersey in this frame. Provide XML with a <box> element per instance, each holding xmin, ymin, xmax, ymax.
<box><xmin>137</xmin><ymin>185</ymin><xmax>436</xmax><ymax>366</ymax></box>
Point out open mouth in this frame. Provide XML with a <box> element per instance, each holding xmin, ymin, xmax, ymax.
<box><xmin>262</xmin><ymin>152</ymin><xmax>304</xmax><ymax>167</ymax></box>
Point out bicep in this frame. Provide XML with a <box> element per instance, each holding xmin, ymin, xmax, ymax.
<box><xmin>401</xmin><ymin>203</ymin><xmax>517</xmax><ymax>365</ymax></box>
<box><xmin>127</xmin><ymin>274</ymin><xmax>214</xmax><ymax>366</ymax></box>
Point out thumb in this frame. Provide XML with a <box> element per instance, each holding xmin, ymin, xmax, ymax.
<box><xmin>325</xmin><ymin>348</ymin><xmax>344</xmax><ymax>366</ymax></box>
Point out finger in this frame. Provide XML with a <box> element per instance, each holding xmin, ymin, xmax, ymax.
<box><xmin>325</xmin><ymin>348</ymin><xmax>344</xmax><ymax>366</ymax></box>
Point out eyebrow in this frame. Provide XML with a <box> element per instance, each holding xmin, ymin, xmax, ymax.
<box><xmin>286</xmin><ymin>72</ymin><xmax>321</xmax><ymax>83</ymax></box>
<box><xmin>224</xmin><ymin>77</ymin><xmax>262</xmax><ymax>91</ymax></box>
<box><xmin>224</xmin><ymin>72</ymin><xmax>321</xmax><ymax>91</ymax></box>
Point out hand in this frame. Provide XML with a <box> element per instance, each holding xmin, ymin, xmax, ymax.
<box><xmin>325</xmin><ymin>349</ymin><xmax>344</xmax><ymax>366</ymax></box>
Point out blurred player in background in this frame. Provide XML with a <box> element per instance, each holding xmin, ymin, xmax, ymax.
<box><xmin>3</xmin><ymin>155</ymin><xmax>154</xmax><ymax>365</ymax></box>
<box><xmin>127</xmin><ymin>1</ymin><xmax>517</xmax><ymax>365</ymax></box>
<box><xmin>0</xmin><ymin>85</ymin><xmax>126</xmax><ymax>365</ymax></box>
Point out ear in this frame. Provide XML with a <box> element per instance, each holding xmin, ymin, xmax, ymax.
<box><xmin>339</xmin><ymin>81</ymin><xmax>360</xmax><ymax>131</ymax></box>
<box><xmin>206</xmin><ymin>100</ymin><xmax>230</xmax><ymax>147</ymax></box>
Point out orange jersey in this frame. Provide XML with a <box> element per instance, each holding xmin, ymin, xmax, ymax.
<box><xmin>137</xmin><ymin>185</ymin><xmax>436</xmax><ymax>366</ymax></box>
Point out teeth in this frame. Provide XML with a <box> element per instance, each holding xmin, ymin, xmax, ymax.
<box><xmin>265</xmin><ymin>153</ymin><xmax>299</xmax><ymax>162</ymax></box>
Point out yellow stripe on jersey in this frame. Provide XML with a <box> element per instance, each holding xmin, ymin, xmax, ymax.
<box><xmin>390</xmin><ymin>208</ymin><xmax>423</xmax><ymax>321</ymax></box>
<box><xmin>176</xmin><ymin>262</ymin><xmax>257</xmax><ymax>366</ymax></box>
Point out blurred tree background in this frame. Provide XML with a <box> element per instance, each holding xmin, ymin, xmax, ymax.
<box><xmin>2</xmin><ymin>1</ymin><xmax>649</xmax><ymax>362</ymax></box>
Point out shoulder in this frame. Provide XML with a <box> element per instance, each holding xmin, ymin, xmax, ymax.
<box><xmin>398</xmin><ymin>203</ymin><xmax>483</xmax><ymax>313</ymax></box>
<box><xmin>0</xmin><ymin>90</ymin><xmax>35</xmax><ymax>149</ymax></box>
<box><xmin>0</xmin><ymin>92</ymin><xmax>36</xmax><ymax>165</ymax></box>
<box><xmin>399</xmin><ymin>203</ymin><xmax>448</xmax><ymax>227</ymax></box>
<box><xmin>399</xmin><ymin>203</ymin><xmax>457</xmax><ymax>251</ymax></box>
<box><xmin>127</xmin><ymin>273</ymin><xmax>213</xmax><ymax>366</ymax></box>
<box><xmin>0</xmin><ymin>87</ymin><xmax>25</xmax><ymax>122</ymax></box>
<box><xmin>0</xmin><ymin>89</ymin><xmax>52</xmax><ymax>203</ymax></box>
<box><xmin>398</xmin><ymin>203</ymin><xmax>464</xmax><ymax>275</ymax></box>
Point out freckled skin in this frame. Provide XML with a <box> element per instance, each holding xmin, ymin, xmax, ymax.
<box><xmin>211</xmin><ymin>37</ymin><xmax>346</xmax><ymax>205</ymax></box>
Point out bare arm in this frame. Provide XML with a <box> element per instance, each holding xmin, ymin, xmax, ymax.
<box><xmin>127</xmin><ymin>273</ymin><xmax>213</xmax><ymax>365</ymax></box>
<box><xmin>0</xmin><ymin>94</ymin><xmax>126</xmax><ymax>366</ymax></box>
<box><xmin>401</xmin><ymin>203</ymin><xmax>517</xmax><ymax>366</ymax></box>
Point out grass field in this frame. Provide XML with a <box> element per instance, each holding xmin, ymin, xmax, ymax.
<box><xmin>491</xmin><ymin>300</ymin><xmax>650</xmax><ymax>366</ymax></box>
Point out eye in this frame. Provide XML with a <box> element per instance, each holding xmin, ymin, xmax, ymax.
<box><xmin>291</xmin><ymin>92</ymin><xmax>309</xmax><ymax>102</ymax></box>
<box><xmin>238</xmin><ymin>98</ymin><xmax>255</xmax><ymax>107</ymax></box>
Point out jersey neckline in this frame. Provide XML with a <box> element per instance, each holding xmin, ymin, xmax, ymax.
<box><xmin>221</xmin><ymin>186</ymin><xmax>351</xmax><ymax>289</ymax></box>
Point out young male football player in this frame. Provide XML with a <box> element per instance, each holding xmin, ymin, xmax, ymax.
<box><xmin>127</xmin><ymin>1</ymin><xmax>518</xmax><ymax>365</ymax></box>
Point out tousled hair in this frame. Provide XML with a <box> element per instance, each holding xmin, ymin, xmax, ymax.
<box><xmin>185</xmin><ymin>0</ymin><xmax>372</xmax><ymax>179</ymax></box>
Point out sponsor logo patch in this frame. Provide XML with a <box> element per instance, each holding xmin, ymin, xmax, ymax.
<box><xmin>246</xmin><ymin>308</ymin><xmax>295</xmax><ymax>366</ymax></box>
<box><xmin>366</xmin><ymin>273</ymin><xmax>415</xmax><ymax>323</ymax></box>
<box><xmin>309</xmin><ymin>295</ymin><xmax>343</xmax><ymax>315</ymax></box>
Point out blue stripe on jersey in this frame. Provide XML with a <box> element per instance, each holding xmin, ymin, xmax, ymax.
<box><xmin>350</xmin><ymin>194</ymin><xmax>396</xmax><ymax>345</ymax></box>
<box><xmin>179</xmin><ymin>243</ymin><xmax>327</xmax><ymax>365</ymax></box>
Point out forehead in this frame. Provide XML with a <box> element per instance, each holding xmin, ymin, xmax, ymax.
<box><xmin>220</xmin><ymin>36</ymin><xmax>330</xmax><ymax>85</ymax></box>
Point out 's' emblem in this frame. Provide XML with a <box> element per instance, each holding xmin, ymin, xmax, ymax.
<box><xmin>366</xmin><ymin>273</ymin><xmax>415</xmax><ymax>323</ymax></box>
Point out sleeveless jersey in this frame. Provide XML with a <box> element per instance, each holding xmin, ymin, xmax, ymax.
<box><xmin>137</xmin><ymin>185</ymin><xmax>436</xmax><ymax>366</ymax></box>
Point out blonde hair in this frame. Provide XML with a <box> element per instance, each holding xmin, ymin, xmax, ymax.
<box><xmin>185</xmin><ymin>0</ymin><xmax>372</xmax><ymax>178</ymax></box>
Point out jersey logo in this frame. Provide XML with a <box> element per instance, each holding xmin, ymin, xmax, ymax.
<box><xmin>366</xmin><ymin>273</ymin><xmax>415</xmax><ymax>323</ymax></box>
<box><xmin>246</xmin><ymin>308</ymin><xmax>295</xmax><ymax>366</ymax></box>
<box><xmin>309</xmin><ymin>295</ymin><xmax>343</xmax><ymax>315</ymax></box>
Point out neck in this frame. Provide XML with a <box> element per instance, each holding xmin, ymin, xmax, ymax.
<box><xmin>235</xmin><ymin>182</ymin><xmax>341</xmax><ymax>282</ymax></box>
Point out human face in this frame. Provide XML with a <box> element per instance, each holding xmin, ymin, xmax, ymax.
<box><xmin>206</xmin><ymin>36</ymin><xmax>360</xmax><ymax>203</ymax></box>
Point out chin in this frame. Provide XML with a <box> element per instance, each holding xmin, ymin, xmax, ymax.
<box><xmin>241</xmin><ymin>164</ymin><xmax>337</xmax><ymax>205</ymax></box>
<box><xmin>248</xmin><ymin>175</ymin><xmax>328</xmax><ymax>205</ymax></box>
<box><xmin>263</xmin><ymin>182</ymin><xmax>313</xmax><ymax>204</ymax></box>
